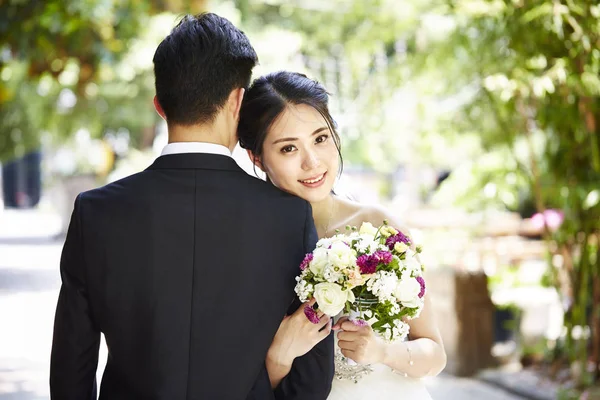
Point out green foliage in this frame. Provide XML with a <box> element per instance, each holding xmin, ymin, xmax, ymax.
<box><xmin>417</xmin><ymin>0</ymin><xmax>600</xmax><ymax>385</ymax></box>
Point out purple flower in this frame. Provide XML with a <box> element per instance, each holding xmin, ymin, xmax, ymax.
<box><xmin>416</xmin><ymin>276</ymin><xmax>426</xmax><ymax>298</ymax></box>
<box><xmin>351</xmin><ymin>318</ymin><xmax>369</xmax><ymax>327</ymax></box>
<box><xmin>373</xmin><ymin>250</ymin><xmax>393</xmax><ymax>265</ymax></box>
<box><xmin>357</xmin><ymin>251</ymin><xmax>393</xmax><ymax>274</ymax></box>
<box><xmin>299</xmin><ymin>253</ymin><xmax>313</xmax><ymax>271</ymax></box>
<box><xmin>356</xmin><ymin>254</ymin><xmax>378</xmax><ymax>274</ymax></box>
<box><xmin>386</xmin><ymin>231</ymin><xmax>411</xmax><ymax>250</ymax></box>
<box><xmin>304</xmin><ymin>304</ymin><xmax>321</xmax><ymax>324</ymax></box>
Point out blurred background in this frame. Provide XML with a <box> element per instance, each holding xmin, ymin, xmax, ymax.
<box><xmin>1</xmin><ymin>0</ymin><xmax>599</xmax><ymax>399</ymax></box>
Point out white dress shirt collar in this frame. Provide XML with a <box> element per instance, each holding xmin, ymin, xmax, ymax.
<box><xmin>161</xmin><ymin>142</ymin><xmax>232</xmax><ymax>157</ymax></box>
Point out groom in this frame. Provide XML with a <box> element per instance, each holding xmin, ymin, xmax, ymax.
<box><xmin>50</xmin><ymin>13</ymin><xmax>334</xmax><ymax>399</ymax></box>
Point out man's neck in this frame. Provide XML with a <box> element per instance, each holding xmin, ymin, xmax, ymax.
<box><xmin>167</xmin><ymin>123</ymin><xmax>234</xmax><ymax>151</ymax></box>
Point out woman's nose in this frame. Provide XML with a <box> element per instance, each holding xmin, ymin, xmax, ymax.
<box><xmin>302</xmin><ymin>150</ymin><xmax>321</xmax><ymax>170</ymax></box>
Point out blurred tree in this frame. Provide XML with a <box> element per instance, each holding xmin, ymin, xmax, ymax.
<box><xmin>421</xmin><ymin>0</ymin><xmax>600</xmax><ymax>387</ymax></box>
<box><xmin>234</xmin><ymin>0</ymin><xmax>433</xmax><ymax>172</ymax></box>
<box><xmin>0</xmin><ymin>0</ymin><xmax>207</xmax><ymax>162</ymax></box>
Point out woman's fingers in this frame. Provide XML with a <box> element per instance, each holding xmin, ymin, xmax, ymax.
<box><xmin>332</xmin><ymin>316</ymin><xmax>350</xmax><ymax>330</ymax></box>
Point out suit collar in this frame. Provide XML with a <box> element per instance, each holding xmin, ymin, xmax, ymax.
<box><xmin>160</xmin><ymin>142</ymin><xmax>232</xmax><ymax>158</ymax></box>
<box><xmin>146</xmin><ymin>153</ymin><xmax>243</xmax><ymax>172</ymax></box>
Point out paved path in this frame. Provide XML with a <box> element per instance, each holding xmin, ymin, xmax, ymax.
<box><xmin>0</xmin><ymin>208</ymin><xmax>526</xmax><ymax>399</ymax></box>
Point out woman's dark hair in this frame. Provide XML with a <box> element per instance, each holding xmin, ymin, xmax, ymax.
<box><xmin>238</xmin><ymin>71</ymin><xmax>343</xmax><ymax>177</ymax></box>
<box><xmin>153</xmin><ymin>13</ymin><xmax>258</xmax><ymax>126</ymax></box>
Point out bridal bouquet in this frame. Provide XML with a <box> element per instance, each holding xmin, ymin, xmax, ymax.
<box><xmin>294</xmin><ymin>221</ymin><xmax>426</xmax><ymax>342</ymax></box>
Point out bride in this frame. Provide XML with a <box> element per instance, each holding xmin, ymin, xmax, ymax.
<box><xmin>238</xmin><ymin>71</ymin><xmax>446</xmax><ymax>399</ymax></box>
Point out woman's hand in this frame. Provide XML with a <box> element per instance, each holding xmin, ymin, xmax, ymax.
<box><xmin>335</xmin><ymin>317</ymin><xmax>387</xmax><ymax>365</ymax></box>
<box><xmin>267</xmin><ymin>298</ymin><xmax>332</xmax><ymax>367</ymax></box>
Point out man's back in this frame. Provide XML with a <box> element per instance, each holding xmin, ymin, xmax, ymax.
<box><xmin>51</xmin><ymin>153</ymin><xmax>314</xmax><ymax>399</ymax></box>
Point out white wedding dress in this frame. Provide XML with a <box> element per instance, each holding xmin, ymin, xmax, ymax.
<box><xmin>328</xmin><ymin>332</ymin><xmax>433</xmax><ymax>399</ymax></box>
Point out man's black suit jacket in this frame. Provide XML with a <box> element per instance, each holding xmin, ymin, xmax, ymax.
<box><xmin>50</xmin><ymin>153</ymin><xmax>334</xmax><ymax>399</ymax></box>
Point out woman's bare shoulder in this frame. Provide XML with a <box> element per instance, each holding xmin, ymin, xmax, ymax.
<box><xmin>345</xmin><ymin>201</ymin><xmax>411</xmax><ymax>233</ymax></box>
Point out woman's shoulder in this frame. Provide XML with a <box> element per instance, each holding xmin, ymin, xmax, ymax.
<box><xmin>338</xmin><ymin>198</ymin><xmax>410</xmax><ymax>233</ymax></box>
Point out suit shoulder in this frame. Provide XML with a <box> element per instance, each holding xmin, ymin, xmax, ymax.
<box><xmin>77</xmin><ymin>171</ymin><xmax>148</xmax><ymax>204</ymax></box>
<box><xmin>238</xmin><ymin>174</ymin><xmax>309</xmax><ymax>209</ymax></box>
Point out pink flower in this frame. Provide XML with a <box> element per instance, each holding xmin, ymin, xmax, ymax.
<box><xmin>351</xmin><ymin>318</ymin><xmax>369</xmax><ymax>327</ymax></box>
<box><xmin>346</xmin><ymin>267</ymin><xmax>365</xmax><ymax>288</ymax></box>
<box><xmin>304</xmin><ymin>304</ymin><xmax>320</xmax><ymax>324</ymax></box>
<box><xmin>530</xmin><ymin>209</ymin><xmax>564</xmax><ymax>232</ymax></box>
<box><xmin>416</xmin><ymin>276</ymin><xmax>426</xmax><ymax>298</ymax></box>
<box><xmin>299</xmin><ymin>253</ymin><xmax>313</xmax><ymax>271</ymax></box>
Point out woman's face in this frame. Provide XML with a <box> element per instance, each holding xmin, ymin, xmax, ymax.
<box><xmin>258</xmin><ymin>104</ymin><xmax>339</xmax><ymax>203</ymax></box>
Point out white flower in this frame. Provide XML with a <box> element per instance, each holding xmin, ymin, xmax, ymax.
<box><xmin>383</xmin><ymin>328</ymin><xmax>392</xmax><ymax>341</ymax></box>
<box><xmin>359</xmin><ymin>222</ymin><xmax>378</xmax><ymax>235</ymax></box>
<box><xmin>323</xmin><ymin>263</ymin><xmax>345</xmax><ymax>283</ymax></box>
<box><xmin>407</xmin><ymin>301</ymin><xmax>425</xmax><ymax>319</ymax></box>
<box><xmin>356</xmin><ymin>238</ymin><xmax>372</xmax><ymax>253</ymax></box>
<box><xmin>356</xmin><ymin>241</ymin><xmax>369</xmax><ymax>253</ymax></box>
<box><xmin>403</xmin><ymin>256</ymin><xmax>423</xmax><ymax>276</ymax></box>
<box><xmin>368</xmin><ymin>240</ymin><xmax>381</xmax><ymax>254</ymax></box>
<box><xmin>347</xmin><ymin>231</ymin><xmax>361</xmax><ymax>240</ymax></box>
<box><xmin>355</xmin><ymin>233</ymin><xmax>381</xmax><ymax>254</ymax></box>
<box><xmin>389</xmin><ymin>302</ymin><xmax>401</xmax><ymax>316</ymax></box>
<box><xmin>316</xmin><ymin>237</ymin><xmax>333</xmax><ymax>248</ymax></box>
<box><xmin>313</xmin><ymin>282</ymin><xmax>354</xmax><ymax>316</ymax></box>
<box><xmin>394</xmin><ymin>277</ymin><xmax>422</xmax><ymax>307</ymax></box>
<box><xmin>391</xmin><ymin>320</ymin><xmax>410</xmax><ymax>341</ymax></box>
<box><xmin>328</xmin><ymin>241</ymin><xmax>355</xmax><ymax>268</ymax></box>
<box><xmin>294</xmin><ymin>278</ymin><xmax>313</xmax><ymax>302</ymax></box>
<box><xmin>309</xmin><ymin>247</ymin><xmax>329</xmax><ymax>277</ymax></box>
<box><xmin>367</xmin><ymin>271</ymin><xmax>399</xmax><ymax>302</ymax></box>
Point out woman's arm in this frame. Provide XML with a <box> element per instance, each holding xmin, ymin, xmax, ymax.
<box><xmin>381</xmin><ymin>294</ymin><xmax>446</xmax><ymax>377</ymax></box>
<box><xmin>266</xmin><ymin>298</ymin><xmax>332</xmax><ymax>389</ymax></box>
<box><xmin>336</xmin><ymin>206</ymin><xmax>447</xmax><ymax>378</ymax></box>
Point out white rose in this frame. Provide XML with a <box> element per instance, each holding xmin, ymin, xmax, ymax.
<box><xmin>359</xmin><ymin>222</ymin><xmax>378</xmax><ymax>235</ymax></box>
<box><xmin>313</xmin><ymin>282</ymin><xmax>353</xmax><ymax>316</ymax></box>
<box><xmin>309</xmin><ymin>247</ymin><xmax>329</xmax><ymax>277</ymax></box>
<box><xmin>328</xmin><ymin>241</ymin><xmax>355</xmax><ymax>268</ymax></box>
<box><xmin>394</xmin><ymin>277</ymin><xmax>422</xmax><ymax>306</ymax></box>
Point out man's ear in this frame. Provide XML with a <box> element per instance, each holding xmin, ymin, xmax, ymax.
<box><xmin>153</xmin><ymin>96</ymin><xmax>166</xmax><ymax>120</ymax></box>
<box><xmin>229</xmin><ymin>87</ymin><xmax>245</xmax><ymax>121</ymax></box>
<box><xmin>246</xmin><ymin>149</ymin><xmax>264</xmax><ymax>171</ymax></box>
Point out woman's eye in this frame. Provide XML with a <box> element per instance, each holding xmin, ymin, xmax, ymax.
<box><xmin>315</xmin><ymin>134</ymin><xmax>329</xmax><ymax>144</ymax></box>
<box><xmin>281</xmin><ymin>145</ymin><xmax>296</xmax><ymax>153</ymax></box>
